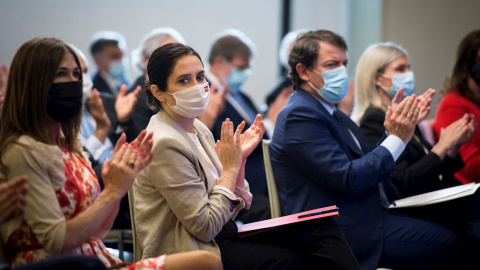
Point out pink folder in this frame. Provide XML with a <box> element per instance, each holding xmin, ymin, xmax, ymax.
<box><xmin>237</xmin><ymin>205</ymin><xmax>339</xmax><ymax>238</ymax></box>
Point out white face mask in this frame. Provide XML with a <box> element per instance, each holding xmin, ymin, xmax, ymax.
<box><xmin>82</xmin><ymin>73</ymin><xmax>93</xmax><ymax>104</ymax></box>
<box><xmin>165</xmin><ymin>82</ymin><xmax>210</xmax><ymax>118</ymax></box>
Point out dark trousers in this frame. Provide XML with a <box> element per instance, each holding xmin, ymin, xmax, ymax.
<box><xmin>378</xmin><ymin>190</ymin><xmax>480</xmax><ymax>270</ymax></box>
<box><xmin>12</xmin><ymin>255</ymin><xmax>106</xmax><ymax>270</ymax></box>
<box><xmin>215</xmin><ymin>217</ymin><xmax>360</xmax><ymax>270</ymax></box>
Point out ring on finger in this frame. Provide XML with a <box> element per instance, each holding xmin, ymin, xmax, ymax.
<box><xmin>127</xmin><ymin>161</ymin><xmax>135</xmax><ymax>169</ymax></box>
<box><xmin>407</xmin><ymin>113</ymin><xmax>411</xmax><ymax>117</ymax></box>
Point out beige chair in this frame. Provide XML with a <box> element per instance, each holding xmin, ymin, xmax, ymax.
<box><xmin>262</xmin><ymin>139</ymin><xmax>282</xmax><ymax>218</ymax></box>
<box><xmin>128</xmin><ymin>188</ymin><xmax>143</xmax><ymax>262</ymax></box>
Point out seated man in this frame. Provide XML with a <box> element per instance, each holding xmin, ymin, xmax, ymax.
<box><xmin>90</xmin><ymin>31</ymin><xmax>130</xmax><ymax>96</ymax></box>
<box><xmin>270</xmin><ymin>29</ymin><xmax>478</xmax><ymax>269</ymax></box>
<box><xmin>206</xmin><ymin>29</ymin><xmax>267</xmax><ymax>198</ymax></box>
<box><xmin>205</xmin><ymin>29</ymin><xmax>270</xmax><ymax>223</ymax></box>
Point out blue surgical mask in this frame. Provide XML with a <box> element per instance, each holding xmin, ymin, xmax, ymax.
<box><xmin>109</xmin><ymin>60</ymin><xmax>124</xmax><ymax>79</ymax></box>
<box><xmin>226</xmin><ymin>68</ymin><xmax>251</xmax><ymax>92</ymax></box>
<box><xmin>380</xmin><ymin>71</ymin><xmax>415</xmax><ymax>99</ymax></box>
<box><xmin>307</xmin><ymin>66</ymin><xmax>349</xmax><ymax>104</ymax></box>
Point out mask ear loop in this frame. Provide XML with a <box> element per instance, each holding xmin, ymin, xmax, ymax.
<box><xmin>307</xmin><ymin>68</ymin><xmax>322</xmax><ymax>92</ymax></box>
<box><xmin>162</xmin><ymin>91</ymin><xmax>176</xmax><ymax>107</ymax></box>
<box><xmin>375</xmin><ymin>74</ymin><xmax>390</xmax><ymax>92</ymax></box>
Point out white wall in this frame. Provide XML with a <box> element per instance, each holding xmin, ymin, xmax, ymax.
<box><xmin>0</xmin><ymin>0</ymin><xmax>349</xmax><ymax>109</ymax></box>
<box><xmin>381</xmin><ymin>0</ymin><xmax>480</xmax><ymax>118</ymax></box>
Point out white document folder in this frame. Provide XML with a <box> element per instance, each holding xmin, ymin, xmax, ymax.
<box><xmin>389</xmin><ymin>183</ymin><xmax>480</xmax><ymax>208</ymax></box>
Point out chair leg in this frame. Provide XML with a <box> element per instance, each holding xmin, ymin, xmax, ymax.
<box><xmin>118</xmin><ymin>231</ymin><xmax>124</xmax><ymax>261</ymax></box>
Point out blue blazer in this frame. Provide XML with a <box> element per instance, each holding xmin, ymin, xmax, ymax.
<box><xmin>270</xmin><ymin>89</ymin><xmax>397</xmax><ymax>269</ymax></box>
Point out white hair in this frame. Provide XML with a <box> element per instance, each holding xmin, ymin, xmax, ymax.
<box><xmin>278</xmin><ymin>29</ymin><xmax>308</xmax><ymax>70</ymax></box>
<box><xmin>67</xmin><ymin>43</ymin><xmax>88</xmax><ymax>68</ymax></box>
<box><xmin>131</xmin><ymin>27</ymin><xmax>186</xmax><ymax>73</ymax></box>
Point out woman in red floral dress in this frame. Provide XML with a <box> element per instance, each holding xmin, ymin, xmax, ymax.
<box><xmin>0</xmin><ymin>37</ymin><xmax>222</xmax><ymax>270</ymax></box>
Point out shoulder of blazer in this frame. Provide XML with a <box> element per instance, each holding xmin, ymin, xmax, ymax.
<box><xmin>290</xmin><ymin>89</ymin><xmax>331</xmax><ymax>118</ymax></box>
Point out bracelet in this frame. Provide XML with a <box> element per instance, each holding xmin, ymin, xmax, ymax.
<box><xmin>219</xmin><ymin>175</ymin><xmax>235</xmax><ymax>186</ymax></box>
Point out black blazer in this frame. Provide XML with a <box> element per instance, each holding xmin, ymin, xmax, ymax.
<box><xmin>92</xmin><ymin>72</ymin><xmax>114</xmax><ymax>95</ymax></box>
<box><xmin>359</xmin><ymin>106</ymin><xmax>462</xmax><ymax>198</ymax></box>
<box><xmin>128</xmin><ymin>74</ymin><xmax>156</xmax><ymax>133</ymax></box>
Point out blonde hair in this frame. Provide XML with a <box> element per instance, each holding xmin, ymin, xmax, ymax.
<box><xmin>351</xmin><ymin>42</ymin><xmax>408</xmax><ymax>124</ymax></box>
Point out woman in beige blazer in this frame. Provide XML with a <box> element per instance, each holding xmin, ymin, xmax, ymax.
<box><xmin>133</xmin><ymin>43</ymin><xmax>359</xmax><ymax>270</ymax></box>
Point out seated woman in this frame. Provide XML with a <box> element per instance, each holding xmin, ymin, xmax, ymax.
<box><xmin>133</xmin><ymin>42</ymin><xmax>359</xmax><ymax>269</ymax></box>
<box><xmin>351</xmin><ymin>42</ymin><xmax>476</xmax><ymax>198</ymax></box>
<box><xmin>434</xmin><ymin>29</ymin><xmax>480</xmax><ymax>184</ymax></box>
<box><xmin>0</xmin><ymin>37</ymin><xmax>221</xmax><ymax>270</ymax></box>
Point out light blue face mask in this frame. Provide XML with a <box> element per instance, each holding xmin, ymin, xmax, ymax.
<box><xmin>380</xmin><ymin>71</ymin><xmax>415</xmax><ymax>99</ymax></box>
<box><xmin>226</xmin><ymin>68</ymin><xmax>251</xmax><ymax>92</ymax></box>
<box><xmin>109</xmin><ymin>60</ymin><xmax>124</xmax><ymax>79</ymax></box>
<box><xmin>307</xmin><ymin>66</ymin><xmax>349</xmax><ymax>104</ymax></box>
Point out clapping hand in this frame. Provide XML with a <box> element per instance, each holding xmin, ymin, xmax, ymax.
<box><xmin>415</xmin><ymin>88</ymin><xmax>436</xmax><ymax>124</ymax></box>
<box><xmin>433</xmin><ymin>113</ymin><xmax>477</xmax><ymax>159</ymax></box>
<box><xmin>237</xmin><ymin>114</ymin><xmax>265</xmax><ymax>159</ymax></box>
<box><xmin>215</xmin><ymin>119</ymin><xmax>242</xmax><ymax>185</ymax></box>
<box><xmin>384</xmin><ymin>89</ymin><xmax>420</xmax><ymax>144</ymax></box>
<box><xmin>89</xmin><ymin>89</ymin><xmax>111</xmax><ymax>130</ymax></box>
<box><xmin>115</xmin><ymin>84</ymin><xmax>141</xmax><ymax>123</ymax></box>
<box><xmin>101</xmin><ymin>130</ymin><xmax>153</xmax><ymax>198</ymax></box>
<box><xmin>0</xmin><ymin>174</ymin><xmax>28</xmax><ymax>224</ymax></box>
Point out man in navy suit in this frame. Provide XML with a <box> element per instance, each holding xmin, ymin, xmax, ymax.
<box><xmin>270</xmin><ymin>30</ymin><xmax>474</xmax><ymax>269</ymax></box>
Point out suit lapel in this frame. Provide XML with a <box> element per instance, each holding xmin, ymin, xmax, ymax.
<box><xmin>337</xmin><ymin>112</ymin><xmax>367</xmax><ymax>156</ymax></box>
<box><xmin>299</xmin><ymin>90</ymin><xmax>365</xmax><ymax>157</ymax></box>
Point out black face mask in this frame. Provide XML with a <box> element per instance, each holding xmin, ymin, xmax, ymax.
<box><xmin>46</xmin><ymin>81</ymin><xmax>83</xmax><ymax>123</ymax></box>
<box><xmin>472</xmin><ymin>59</ymin><xmax>480</xmax><ymax>86</ymax></box>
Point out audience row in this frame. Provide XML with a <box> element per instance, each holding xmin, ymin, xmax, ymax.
<box><xmin>0</xmin><ymin>27</ymin><xmax>479</xmax><ymax>269</ymax></box>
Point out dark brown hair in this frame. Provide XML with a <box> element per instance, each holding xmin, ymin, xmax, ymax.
<box><xmin>145</xmin><ymin>43</ymin><xmax>203</xmax><ymax>112</ymax></box>
<box><xmin>288</xmin><ymin>30</ymin><xmax>347</xmax><ymax>90</ymax></box>
<box><xmin>208</xmin><ymin>35</ymin><xmax>252</xmax><ymax>65</ymax></box>
<box><xmin>0</xmin><ymin>37</ymin><xmax>83</xmax><ymax>171</ymax></box>
<box><xmin>443</xmin><ymin>29</ymin><xmax>480</xmax><ymax>105</ymax></box>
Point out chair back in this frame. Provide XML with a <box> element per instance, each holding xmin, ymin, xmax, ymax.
<box><xmin>262</xmin><ymin>139</ymin><xmax>282</xmax><ymax>218</ymax></box>
<box><xmin>128</xmin><ymin>188</ymin><xmax>143</xmax><ymax>262</ymax></box>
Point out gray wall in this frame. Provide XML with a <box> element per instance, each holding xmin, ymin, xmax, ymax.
<box><xmin>381</xmin><ymin>0</ymin><xmax>480</xmax><ymax>118</ymax></box>
<box><xmin>0</xmin><ymin>0</ymin><xmax>348</xmax><ymax>109</ymax></box>
<box><xmin>1</xmin><ymin>0</ymin><xmax>478</xmax><ymax>113</ymax></box>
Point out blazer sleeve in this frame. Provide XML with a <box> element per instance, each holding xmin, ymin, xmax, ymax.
<box><xmin>146</xmin><ymin>136</ymin><xmax>242</xmax><ymax>243</ymax></box>
<box><xmin>2</xmin><ymin>139</ymin><xmax>66</xmax><ymax>254</ymax></box>
<box><xmin>283</xmin><ymin>106</ymin><xmax>396</xmax><ymax>195</ymax></box>
<box><xmin>360</xmin><ymin>108</ymin><xmax>460</xmax><ymax>197</ymax></box>
<box><xmin>358</xmin><ymin>107</ymin><xmax>387</xmax><ymax>148</ymax></box>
